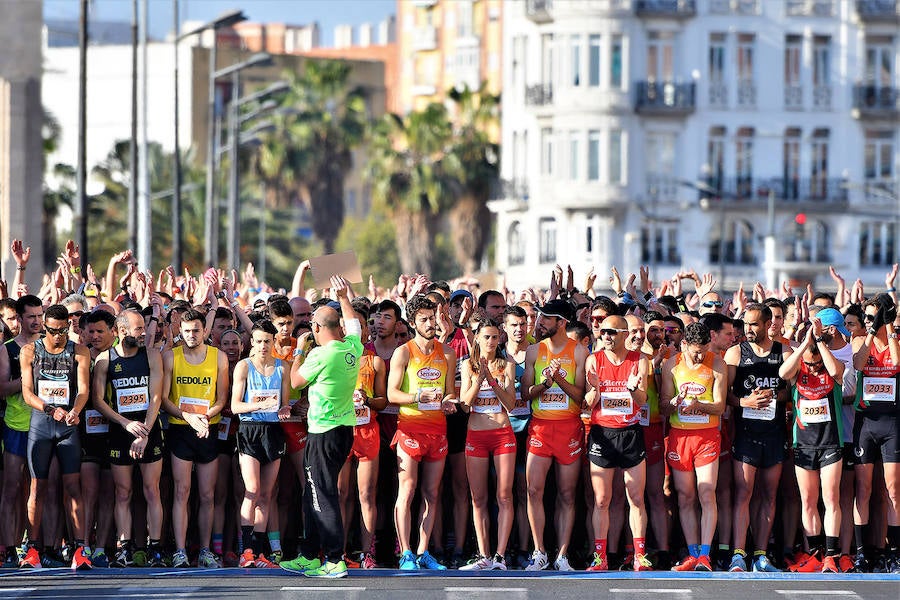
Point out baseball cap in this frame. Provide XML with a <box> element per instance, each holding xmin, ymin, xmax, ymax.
<box><xmin>449</xmin><ymin>290</ymin><xmax>474</xmax><ymax>304</ymax></box>
<box><xmin>252</xmin><ymin>292</ymin><xmax>271</xmax><ymax>307</ymax></box>
<box><xmin>816</xmin><ymin>307</ymin><xmax>850</xmax><ymax>337</ymax></box>
<box><xmin>536</xmin><ymin>299</ymin><xmax>575</xmax><ymax>322</ymax></box>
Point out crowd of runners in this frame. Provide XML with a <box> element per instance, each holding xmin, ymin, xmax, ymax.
<box><xmin>0</xmin><ymin>238</ymin><xmax>898</xmax><ymax>576</ymax></box>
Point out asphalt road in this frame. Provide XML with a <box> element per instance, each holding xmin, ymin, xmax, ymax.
<box><xmin>1</xmin><ymin>569</ymin><xmax>898</xmax><ymax>600</ymax></box>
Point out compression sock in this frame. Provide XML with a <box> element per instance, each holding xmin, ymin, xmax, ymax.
<box><xmin>825</xmin><ymin>536</ymin><xmax>840</xmax><ymax>557</ymax></box>
<box><xmin>700</xmin><ymin>544</ymin><xmax>711</xmax><ymax>558</ymax></box>
<box><xmin>267</xmin><ymin>532</ymin><xmax>281</xmax><ymax>553</ymax></box>
<box><xmin>634</xmin><ymin>538</ymin><xmax>646</xmax><ymax>557</ymax></box>
<box><xmin>807</xmin><ymin>533</ymin><xmax>825</xmax><ymax>555</ymax></box>
<box><xmin>211</xmin><ymin>534</ymin><xmax>223</xmax><ymax>556</ymax></box>
<box><xmin>594</xmin><ymin>539</ymin><xmax>607</xmax><ymax>557</ymax></box>
<box><xmin>688</xmin><ymin>544</ymin><xmax>700</xmax><ymax>558</ymax></box>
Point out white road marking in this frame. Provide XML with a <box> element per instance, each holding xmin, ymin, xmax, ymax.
<box><xmin>280</xmin><ymin>587</ymin><xmax>366</xmax><ymax>591</ymax></box>
<box><xmin>0</xmin><ymin>588</ymin><xmax>36</xmax><ymax>598</ymax></box>
<box><xmin>775</xmin><ymin>592</ymin><xmax>858</xmax><ymax>597</ymax></box>
<box><xmin>444</xmin><ymin>588</ymin><xmax>528</xmax><ymax>592</ymax></box>
<box><xmin>610</xmin><ymin>590</ymin><xmax>692</xmax><ymax>594</ymax></box>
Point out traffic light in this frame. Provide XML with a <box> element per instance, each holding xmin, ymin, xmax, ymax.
<box><xmin>795</xmin><ymin>213</ymin><xmax>807</xmax><ymax>226</ymax></box>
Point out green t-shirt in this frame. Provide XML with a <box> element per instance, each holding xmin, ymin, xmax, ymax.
<box><xmin>298</xmin><ymin>333</ymin><xmax>363</xmax><ymax>434</ymax></box>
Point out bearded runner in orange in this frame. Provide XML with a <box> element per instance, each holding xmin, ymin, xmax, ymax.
<box><xmin>388</xmin><ymin>295</ymin><xmax>457</xmax><ymax>571</ymax></box>
<box><xmin>521</xmin><ymin>300</ymin><xmax>587</xmax><ymax>572</ymax></box>
<box><xmin>662</xmin><ymin>322</ymin><xmax>727</xmax><ymax>572</ymax></box>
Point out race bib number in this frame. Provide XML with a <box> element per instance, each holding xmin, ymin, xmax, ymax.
<box><xmin>799</xmin><ymin>397</ymin><xmax>831</xmax><ymax>424</ymax></box>
<box><xmin>217</xmin><ymin>416</ymin><xmax>231</xmax><ymax>441</ymax></box>
<box><xmin>179</xmin><ymin>396</ymin><xmax>210</xmax><ymax>415</ymax></box>
<box><xmin>116</xmin><ymin>386</ymin><xmax>149</xmax><ymax>414</ymax></box>
<box><xmin>678</xmin><ymin>402</ymin><xmax>710</xmax><ymax>425</ymax></box>
<box><xmin>473</xmin><ymin>388</ymin><xmax>501</xmax><ymax>414</ymax></box>
<box><xmin>742</xmin><ymin>403</ymin><xmax>776</xmax><ymax>421</ymax></box>
<box><xmin>509</xmin><ymin>391</ymin><xmax>530</xmax><ymax>417</ymax></box>
<box><xmin>539</xmin><ymin>386</ymin><xmax>568</xmax><ymax>411</ymax></box>
<box><xmin>38</xmin><ymin>379</ymin><xmax>70</xmax><ymax>406</ymax></box>
<box><xmin>638</xmin><ymin>404</ymin><xmax>650</xmax><ymax>427</ymax></box>
<box><xmin>862</xmin><ymin>376</ymin><xmax>896</xmax><ymax>403</ymax></box>
<box><xmin>354</xmin><ymin>402</ymin><xmax>371</xmax><ymax>426</ymax></box>
<box><xmin>417</xmin><ymin>387</ymin><xmax>443</xmax><ymax>411</ymax></box>
<box><xmin>600</xmin><ymin>391</ymin><xmax>633</xmax><ymax>416</ymax></box>
<box><xmin>248</xmin><ymin>389</ymin><xmax>280</xmax><ymax>413</ymax></box>
<box><xmin>85</xmin><ymin>409</ymin><xmax>109</xmax><ymax>434</ymax></box>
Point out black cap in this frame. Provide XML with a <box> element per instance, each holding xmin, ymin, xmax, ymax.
<box><xmin>537</xmin><ymin>299</ymin><xmax>575</xmax><ymax>322</ymax></box>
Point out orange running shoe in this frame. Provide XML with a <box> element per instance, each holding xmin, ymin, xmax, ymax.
<box><xmin>672</xmin><ymin>556</ymin><xmax>698</xmax><ymax>571</ymax></box>
<box><xmin>786</xmin><ymin>551</ymin><xmax>811</xmax><ymax>570</ymax></box>
<box><xmin>793</xmin><ymin>552</ymin><xmax>823</xmax><ymax>573</ymax></box>
<box><xmin>821</xmin><ymin>555</ymin><xmax>839</xmax><ymax>573</ymax></box>
<box><xmin>19</xmin><ymin>547</ymin><xmax>41</xmax><ymax>569</ymax></box>
<box><xmin>71</xmin><ymin>546</ymin><xmax>93</xmax><ymax>570</ymax></box>
<box><xmin>694</xmin><ymin>555</ymin><xmax>713</xmax><ymax>572</ymax></box>
<box><xmin>239</xmin><ymin>549</ymin><xmax>256</xmax><ymax>568</ymax></box>
<box><xmin>343</xmin><ymin>554</ymin><xmax>361</xmax><ymax>569</ymax></box>
<box><xmin>838</xmin><ymin>554</ymin><xmax>854</xmax><ymax>573</ymax></box>
<box><xmin>254</xmin><ymin>554</ymin><xmax>279</xmax><ymax>569</ymax></box>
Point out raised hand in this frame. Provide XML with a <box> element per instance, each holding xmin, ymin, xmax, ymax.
<box><xmin>11</xmin><ymin>239</ymin><xmax>31</xmax><ymax>267</ymax></box>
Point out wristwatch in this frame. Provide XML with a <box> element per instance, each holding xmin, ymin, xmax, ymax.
<box><xmin>43</xmin><ymin>404</ymin><xmax>55</xmax><ymax>416</ymax></box>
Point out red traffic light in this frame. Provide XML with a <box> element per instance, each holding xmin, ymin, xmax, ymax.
<box><xmin>795</xmin><ymin>213</ymin><xmax>807</xmax><ymax>225</ymax></box>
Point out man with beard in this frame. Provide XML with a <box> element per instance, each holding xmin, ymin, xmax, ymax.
<box><xmin>1</xmin><ymin>296</ymin><xmax>43</xmax><ymax>566</ymax></box>
<box><xmin>289</xmin><ymin>297</ymin><xmax>313</xmax><ymax>334</ymax></box>
<box><xmin>388</xmin><ymin>295</ymin><xmax>457</xmax><ymax>570</ymax></box>
<box><xmin>522</xmin><ymin>300</ymin><xmax>587</xmax><ymax>571</ymax></box>
<box><xmin>162</xmin><ymin>308</ymin><xmax>228</xmax><ymax>568</ymax></box>
<box><xmin>725</xmin><ymin>302</ymin><xmax>791</xmax><ymax>572</ymax></box>
<box><xmin>91</xmin><ymin>309</ymin><xmax>165</xmax><ymax>568</ymax></box>
<box><xmin>19</xmin><ymin>304</ymin><xmax>93</xmax><ymax>570</ymax></box>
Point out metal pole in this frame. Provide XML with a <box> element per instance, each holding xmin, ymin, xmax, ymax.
<box><xmin>764</xmin><ymin>188</ymin><xmax>777</xmax><ymax>290</ymax></box>
<box><xmin>227</xmin><ymin>71</ymin><xmax>240</xmax><ymax>271</ymax></box>
<box><xmin>137</xmin><ymin>0</ymin><xmax>151</xmax><ymax>269</ymax></box>
<box><xmin>128</xmin><ymin>0</ymin><xmax>138</xmax><ymax>253</ymax></box>
<box><xmin>172</xmin><ymin>0</ymin><xmax>183</xmax><ymax>270</ymax></box>
<box><xmin>203</xmin><ymin>41</ymin><xmax>218</xmax><ymax>266</ymax></box>
<box><xmin>75</xmin><ymin>0</ymin><xmax>89</xmax><ymax>265</ymax></box>
<box><xmin>259</xmin><ymin>182</ymin><xmax>266</xmax><ymax>282</ymax></box>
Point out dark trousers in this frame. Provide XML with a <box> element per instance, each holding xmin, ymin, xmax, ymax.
<box><xmin>300</xmin><ymin>425</ymin><xmax>353</xmax><ymax>562</ymax></box>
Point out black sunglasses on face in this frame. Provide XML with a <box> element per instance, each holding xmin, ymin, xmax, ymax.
<box><xmin>45</xmin><ymin>325</ymin><xmax>70</xmax><ymax>335</ymax></box>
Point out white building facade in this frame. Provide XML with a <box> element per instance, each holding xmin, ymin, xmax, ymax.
<box><xmin>492</xmin><ymin>0</ymin><xmax>900</xmax><ymax>292</ymax></box>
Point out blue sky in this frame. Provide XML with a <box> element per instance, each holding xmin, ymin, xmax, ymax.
<box><xmin>44</xmin><ymin>0</ymin><xmax>396</xmax><ymax>45</ymax></box>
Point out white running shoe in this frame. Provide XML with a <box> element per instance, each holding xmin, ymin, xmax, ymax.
<box><xmin>554</xmin><ymin>554</ymin><xmax>574</xmax><ymax>571</ymax></box>
<box><xmin>525</xmin><ymin>550</ymin><xmax>550</xmax><ymax>571</ymax></box>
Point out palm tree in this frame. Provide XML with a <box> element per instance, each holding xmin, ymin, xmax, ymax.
<box><xmin>445</xmin><ymin>83</ymin><xmax>500</xmax><ymax>274</ymax></box>
<box><xmin>42</xmin><ymin>109</ymin><xmax>75</xmax><ymax>268</ymax></box>
<box><xmin>367</xmin><ymin>103</ymin><xmax>458</xmax><ymax>275</ymax></box>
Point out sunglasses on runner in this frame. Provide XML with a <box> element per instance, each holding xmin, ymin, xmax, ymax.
<box><xmin>803</xmin><ymin>360</ymin><xmax>824</xmax><ymax>368</ymax></box>
<box><xmin>45</xmin><ymin>325</ymin><xmax>70</xmax><ymax>336</ymax></box>
<box><xmin>599</xmin><ymin>328</ymin><xmax>627</xmax><ymax>337</ymax></box>
<box><xmin>702</xmin><ymin>301</ymin><xmax>723</xmax><ymax>308</ymax></box>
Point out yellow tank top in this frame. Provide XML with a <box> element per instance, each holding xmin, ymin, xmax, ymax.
<box><xmin>399</xmin><ymin>340</ymin><xmax>449</xmax><ymax>434</ymax></box>
<box><xmin>532</xmin><ymin>338</ymin><xmax>580</xmax><ymax>421</ymax></box>
<box><xmin>169</xmin><ymin>345</ymin><xmax>221</xmax><ymax>425</ymax></box>
<box><xmin>669</xmin><ymin>352</ymin><xmax>718</xmax><ymax>430</ymax></box>
<box><xmin>641</xmin><ymin>359</ymin><xmax>662</xmax><ymax>426</ymax></box>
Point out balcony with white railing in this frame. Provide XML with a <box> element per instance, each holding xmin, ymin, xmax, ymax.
<box><xmin>786</xmin><ymin>0</ymin><xmax>836</xmax><ymax>16</ymax></box>
<box><xmin>856</xmin><ymin>0</ymin><xmax>900</xmax><ymax>23</ymax></box>
<box><xmin>526</xmin><ymin>0</ymin><xmax>554</xmax><ymax>23</ymax></box>
<box><xmin>709</xmin><ymin>0</ymin><xmax>760</xmax><ymax>14</ymax></box>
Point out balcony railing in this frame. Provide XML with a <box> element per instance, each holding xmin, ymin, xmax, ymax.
<box><xmin>813</xmin><ymin>85</ymin><xmax>832</xmax><ymax>109</ymax></box>
<box><xmin>853</xmin><ymin>85</ymin><xmax>900</xmax><ymax>116</ymax></box>
<box><xmin>635</xmin><ymin>0</ymin><xmax>696</xmax><ymax>17</ymax></box>
<box><xmin>737</xmin><ymin>78</ymin><xmax>756</xmax><ymax>108</ymax></box>
<box><xmin>709</xmin><ymin>81</ymin><xmax>728</xmax><ymax>108</ymax></box>
<box><xmin>856</xmin><ymin>0</ymin><xmax>900</xmax><ymax>22</ymax></box>
<box><xmin>784</xmin><ymin>84</ymin><xmax>803</xmax><ymax>109</ymax></box>
<box><xmin>526</xmin><ymin>0</ymin><xmax>554</xmax><ymax>22</ymax></box>
<box><xmin>635</xmin><ymin>81</ymin><xmax>696</xmax><ymax>115</ymax></box>
<box><xmin>525</xmin><ymin>83</ymin><xmax>553</xmax><ymax>106</ymax></box>
<box><xmin>646</xmin><ymin>174</ymin><xmax>679</xmax><ymax>201</ymax></box>
<box><xmin>490</xmin><ymin>178</ymin><xmax>530</xmax><ymax>203</ymax></box>
<box><xmin>863</xmin><ymin>179</ymin><xmax>898</xmax><ymax>203</ymax></box>
<box><xmin>787</xmin><ymin>0</ymin><xmax>836</xmax><ymax>16</ymax></box>
<box><xmin>709</xmin><ymin>0</ymin><xmax>760</xmax><ymax>14</ymax></box>
<box><xmin>699</xmin><ymin>176</ymin><xmax>848</xmax><ymax>204</ymax></box>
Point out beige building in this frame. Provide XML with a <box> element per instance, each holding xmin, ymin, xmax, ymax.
<box><xmin>396</xmin><ymin>0</ymin><xmax>503</xmax><ymax>115</ymax></box>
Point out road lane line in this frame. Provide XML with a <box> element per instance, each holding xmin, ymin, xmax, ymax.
<box><xmin>610</xmin><ymin>590</ymin><xmax>692</xmax><ymax>594</ymax></box>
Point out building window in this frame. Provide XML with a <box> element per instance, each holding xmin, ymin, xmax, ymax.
<box><xmin>810</xmin><ymin>129</ymin><xmax>829</xmax><ymax>199</ymax></box>
<box><xmin>785</xmin><ymin>219</ymin><xmax>829</xmax><ymax>262</ymax></box>
<box><xmin>611</xmin><ymin>35</ymin><xmax>623</xmax><ymax>89</ymax></box>
<box><xmin>609</xmin><ymin>130</ymin><xmax>623</xmax><ymax>185</ymax></box>
<box><xmin>785</xmin><ymin>34</ymin><xmax>802</xmax><ymax>109</ymax></box>
<box><xmin>813</xmin><ymin>36</ymin><xmax>831</xmax><ymax>108</ymax></box>
<box><xmin>737</xmin><ymin>33</ymin><xmax>756</xmax><ymax>107</ymax></box>
<box><xmin>706</xmin><ymin>126</ymin><xmax>726</xmax><ymax>193</ymax></box>
<box><xmin>865</xmin><ymin>36</ymin><xmax>894</xmax><ymax>86</ymax></box>
<box><xmin>585</xmin><ymin>223</ymin><xmax>594</xmax><ymax>255</ymax></box>
<box><xmin>646</xmin><ymin>132</ymin><xmax>677</xmax><ymax>199</ymax></box>
<box><xmin>570</xmin><ymin>34</ymin><xmax>582</xmax><ymax>87</ymax></box>
<box><xmin>647</xmin><ymin>31</ymin><xmax>674</xmax><ymax>82</ymax></box>
<box><xmin>641</xmin><ymin>225</ymin><xmax>680</xmax><ymax>265</ymax></box>
<box><xmin>541</xmin><ymin>127</ymin><xmax>554</xmax><ymax>176</ymax></box>
<box><xmin>542</xmin><ymin>33</ymin><xmax>555</xmax><ymax>87</ymax></box>
<box><xmin>589</xmin><ymin>34</ymin><xmax>601</xmax><ymax>87</ymax></box>
<box><xmin>509</xmin><ymin>221</ymin><xmax>525</xmax><ymax>266</ymax></box>
<box><xmin>569</xmin><ymin>131</ymin><xmax>580</xmax><ymax>180</ymax></box>
<box><xmin>710</xmin><ymin>219</ymin><xmax>755</xmax><ymax>265</ymax></box>
<box><xmin>709</xmin><ymin>33</ymin><xmax>727</xmax><ymax>107</ymax></box>
<box><xmin>783</xmin><ymin>128</ymin><xmax>801</xmax><ymax>200</ymax></box>
<box><xmin>588</xmin><ymin>130</ymin><xmax>601</xmax><ymax>181</ymax></box>
<box><xmin>735</xmin><ymin>127</ymin><xmax>754</xmax><ymax>198</ymax></box>
<box><xmin>457</xmin><ymin>0</ymin><xmax>473</xmax><ymax>38</ymax></box>
<box><xmin>860</xmin><ymin>221</ymin><xmax>896</xmax><ymax>266</ymax></box>
<box><xmin>539</xmin><ymin>218</ymin><xmax>557</xmax><ymax>263</ymax></box>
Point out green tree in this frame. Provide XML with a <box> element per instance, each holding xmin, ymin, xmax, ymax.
<box><xmin>42</xmin><ymin>109</ymin><xmax>75</xmax><ymax>268</ymax></box>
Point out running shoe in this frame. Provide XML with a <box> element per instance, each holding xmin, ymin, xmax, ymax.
<box><xmin>619</xmin><ymin>552</ymin><xmax>634</xmax><ymax>571</ymax></box>
<box><xmin>752</xmin><ymin>554</ymin><xmax>780</xmax><ymax>572</ymax></box>
<box><xmin>91</xmin><ymin>549</ymin><xmax>109</xmax><ymax>568</ymax></box>
<box><xmin>41</xmin><ymin>553</ymin><xmax>67</xmax><ymax>568</ymax></box>
<box><xmin>728</xmin><ymin>554</ymin><xmax>747</xmax><ymax>572</ymax></box>
<box><xmin>586</xmin><ymin>552</ymin><xmax>608</xmax><ymax>572</ymax></box>
<box><xmin>18</xmin><ymin>546</ymin><xmax>41</xmax><ymax>569</ymax></box>
<box><xmin>672</xmin><ymin>556</ymin><xmax>698</xmax><ymax>571</ymax></box>
<box><xmin>360</xmin><ymin>552</ymin><xmax>377</xmax><ymax>569</ymax></box>
<box><xmin>3</xmin><ymin>551</ymin><xmax>18</xmax><ymax>569</ymax></box>
<box><xmin>417</xmin><ymin>550</ymin><xmax>447</xmax><ymax>570</ymax></box>
<box><xmin>851</xmin><ymin>552</ymin><xmax>869</xmax><ymax>573</ymax></box>
<box><xmin>792</xmin><ymin>551</ymin><xmax>822</xmax><ymax>573</ymax></box>
<box><xmin>111</xmin><ymin>547</ymin><xmax>133</xmax><ymax>568</ymax></box>
<box><xmin>460</xmin><ymin>555</ymin><xmax>493</xmax><ymax>571</ymax></box>
<box><xmin>343</xmin><ymin>554</ymin><xmax>361</xmax><ymax>569</ymax></box>
<box><xmin>694</xmin><ymin>555</ymin><xmax>713</xmax><ymax>572</ymax></box>
<box><xmin>526</xmin><ymin>549</ymin><xmax>549</xmax><ymax>571</ymax></box>
<box><xmin>148</xmin><ymin>549</ymin><xmax>165</xmax><ymax>568</ymax></box>
<box><xmin>784</xmin><ymin>551</ymin><xmax>811</xmax><ymax>570</ymax></box>
<box><xmin>303</xmin><ymin>559</ymin><xmax>348</xmax><ymax>579</ymax></box>
<box><xmin>821</xmin><ymin>555</ymin><xmax>839</xmax><ymax>573</ymax></box>
<box><xmin>492</xmin><ymin>553</ymin><xmax>507</xmax><ymax>570</ymax></box>
<box><xmin>71</xmin><ymin>546</ymin><xmax>93</xmax><ymax>570</ymax></box>
<box><xmin>398</xmin><ymin>550</ymin><xmax>418</xmax><ymax>570</ymax></box>
<box><xmin>131</xmin><ymin>549</ymin><xmax>148</xmax><ymax>567</ymax></box>
<box><xmin>554</xmin><ymin>554</ymin><xmax>574</xmax><ymax>571</ymax></box>
<box><xmin>447</xmin><ymin>552</ymin><xmax>465</xmax><ymax>569</ymax></box>
<box><xmin>634</xmin><ymin>554</ymin><xmax>653</xmax><ymax>572</ymax></box>
<box><xmin>838</xmin><ymin>554</ymin><xmax>853</xmax><ymax>573</ymax></box>
<box><xmin>254</xmin><ymin>554</ymin><xmax>279</xmax><ymax>569</ymax></box>
<box><xmin>223</xmin><ymin>551</ymin><xmax>239</xmax><ymax>567</ymax></box>
<box><xmin>269</xmin><ymin>549</ymin><xmax>283</xmax><ymax>564</ymax></box>
<box><xmin>280</xmin><ymin>554</ymin><xmax>322</xmax><ymax>574</ymax></box>
<box><xmin>239</xmin><ymin>549</ymin><xmax>256</xmax><ymax>568</ymax></box>
<box><xmin>171</xmin><ymin>549</ymin><xmax>190</xmax><ymax>568</ymax></box>
<box><xmin>198</xmin><ymin>548</ymin><xmax>221</xmax><ymax>569</ymax></box>
<box><xmin>714</xmin><ymin>553</ymin><xmax>731</xmax><ymax>572</ymax></box>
